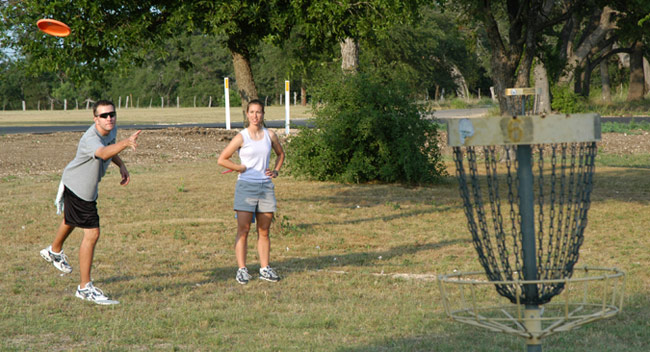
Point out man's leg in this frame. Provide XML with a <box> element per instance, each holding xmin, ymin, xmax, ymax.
<box><xmin>40</xmin><ymin>219</ymin><xmax>74</xmax><ymax>273</ymax></box>
<box><xmin>51</xmin><ymin>219</ymin><xmax>74</xmax><ymax>253</ymax></box>
<box><xmin>79</xmin><ymin>227</ymin><xmax>100</xmax><ymax>287</ymax></box>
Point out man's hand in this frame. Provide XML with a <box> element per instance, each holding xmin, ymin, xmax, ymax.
<box><xmin>126</xmin><ymin>130</ymin><xmax>142</xmax><ymax>151</ymax></box>
<box><xmin>119</xmin><ymin>164</ymin><xmax>130</xmax><ymax>186</ymax></box>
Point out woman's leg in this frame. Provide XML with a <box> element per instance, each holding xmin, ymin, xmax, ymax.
<box><xmin>235</xmin><ymin>211</ymin><xmax>254</xmax><ymax>268</ymax></box>
<box><xmin>255</xmin><ymin>212</ymin><xmax>274</xmax><ymax>268</ymax></box>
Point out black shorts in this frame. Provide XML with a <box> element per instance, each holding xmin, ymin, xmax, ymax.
<box><xmin>63</xmin><ymin>186</ymin><xmax>100</xmax><ymax>228</ymax></box>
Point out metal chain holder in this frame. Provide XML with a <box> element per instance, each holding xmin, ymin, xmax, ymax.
<box><xmin>440</xmin><ymin>111</ymin><xmax>625</xmax><ymax>352</ymax></box>
<box><xmin>452</xmin><ymin>142</ymin><xmax>597</xmax><ymax>305</ymax></box>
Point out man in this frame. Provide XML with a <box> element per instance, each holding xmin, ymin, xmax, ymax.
<box><xmin>40</xmin><ymin>100</ymin><xmax>141</xmax><ymax>305</ymax></box>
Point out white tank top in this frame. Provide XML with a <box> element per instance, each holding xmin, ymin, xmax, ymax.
<box><xmin>238</xmin><ymin>128</ymin><xmax>272</xmax><ymax>183</ymax></box>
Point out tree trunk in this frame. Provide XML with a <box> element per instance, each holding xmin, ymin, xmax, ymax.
<box><xmin>627</xmin><ymin>41</ymin><xmax>646</xmax><ymax>101</ymax></box>
<box><xmin>451</xmin><ymin>64</ymin><xmax>469</xmax><ymax>100</ymax></box>
<box><xmin>600</xmin><ymin>60</ymin><xmax>611</xmax><ymax>102</ymax></box>
<box><xmin>581</xmin><ymin>64</ymin><xmax>593</xmax><ymax>98</ymax></box>
<box><xmin>534</xmin><ymin>61</ymin><xmax>551</xmax><ymax>113</ymax></box>
<box><xmin>643</xmin><ymin>57</ymin><xmax>650</xmax><ymax>94</ymax></box>
<box><xmin>230</xmin><ymin>46</ymin><xmax>259</xmax><ymax>121</ymax></box>
<box><xmin>301</xmin><ymin>85</ymin><xmax>307</xmax><ymax>106</ymax></box>
<box><xmin>340</xmin><ymin>38</ymin><xmax>359</xmax><ymax>74</ymax></box>
<box><xmin>478</xmin><ymin>2</ymin><xmax>531</xmax><ymax>115</ymax></box>
<box><xmin>558</xmin><ymin>6</ymin><xmax>619</xmax><ymax>85</ymax></box>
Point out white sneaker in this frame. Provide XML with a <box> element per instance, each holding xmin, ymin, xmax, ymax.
<box><xmin>75</xmin><ymin>282</ymin><xmax>119</xmax><ymax>305</ymax></box>
<box><xmin>40</xmin><ymin>246</ymin><xmax>72</xmax><ymax>274</ymax></box>
<box><xmin>259</xmin><ymin>266</ymin><xmax>280</xmax><ymax>282</ymax></box>
<box><xmin>236</xmin><ymin>267</ymin><xmax>253</xmax><ymax>285</ymax></box>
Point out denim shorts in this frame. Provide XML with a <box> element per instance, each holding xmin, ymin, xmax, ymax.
<box><xmin>233</xmin><ymin>180</ymin><xmax>276</xmax><ymax>213</ymax></box>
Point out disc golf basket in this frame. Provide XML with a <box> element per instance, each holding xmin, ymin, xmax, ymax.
<box><xmin>437</xmin><ymin>89</ymin><xmax>625</xmax><ymax>351</ymax></box>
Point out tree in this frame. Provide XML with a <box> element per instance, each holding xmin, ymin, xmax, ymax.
<box><xmin>451</xmin><ymin>0</ymin><xmax>554</xmax><ymax>114</ymax></box>
<box><xmin>181</xmin><ymin>1</ymin><xmax>293</xmax><ymax>114</ymax></box>
<box><xmin>0</xmin><ymin>0</ymin><xmax>293</xmax><ymax>118</ymax></box>
<box><xmin>0</xmin><ymin>1</ymin><xmax>176</xmax><ymax>83</ymax></box>
<box><xmin>292</xmin><ymin>0</ymin><xmax>423</xmax><ymax>74</ymax></box>
<box><xmin>608</xmin><ymin>0</ymin><xmax>650</xmax><ymax>101</ymax></box>
<box><xmin>360</xmin><ymin>5</ymin><xmax>488</xmax><ymax>100</ymax></box>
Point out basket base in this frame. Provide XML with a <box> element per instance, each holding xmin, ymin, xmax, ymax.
<box><xmin>437</xmin><ymin>267</ymin><xmax>625</xmax><ymax>340</ymax></box>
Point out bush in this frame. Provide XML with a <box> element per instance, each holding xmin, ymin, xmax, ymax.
<box><xmin>287</xmin><ymin>72</ymin><xmax>446</xmax><ymax>184</ymax></box>
<box><xmin>551</xmin><ymin>85</ymin><xmax>587</xmax><ymax>113</ymax></box>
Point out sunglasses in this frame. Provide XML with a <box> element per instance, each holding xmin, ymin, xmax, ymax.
<box><xmin>96</xmin><ymin>111</ymin><xmax>117</xmax><ymax>119</ymax></box>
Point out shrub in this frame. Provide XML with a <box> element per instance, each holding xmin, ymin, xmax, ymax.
<box><xmin>551</xmin><ymin>85</ymin><xmax>587</xmax><ymax>113</ymax></box>
<box><xmin>287</xmin><ymin>72</ymin><xmax>446</xmax><ymax>184</ymax></box>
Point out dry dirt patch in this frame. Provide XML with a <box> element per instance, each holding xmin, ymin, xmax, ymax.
<box><xmin>1</xmin><ymin>128</ymin><xmax>648</xmax><ymax>178</ymax></box>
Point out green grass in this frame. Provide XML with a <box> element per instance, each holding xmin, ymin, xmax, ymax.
<box><xmin>588</xmin><ymin>95</ymin><xmax>650</xmax><ymax>117</ymax></box>
<box><xmin>597</xmin><ymin>153</ymin><xmax>650</xmax><ymax>168</ymax></box>
<box><xmin>601</xmin><ymin>121</ymin><xmax>650</xmax><ymax>134</ymax></box>
<box><xmin>1</xmin><ymin>155</ymin><xmax>648</xmax><ymax>351</ymax></box>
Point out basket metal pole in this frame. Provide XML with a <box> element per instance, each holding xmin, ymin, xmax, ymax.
<box><xmin>516</xmin><ymin>144</ymin><xmax>542</xmax><ymax>352</ymax></box>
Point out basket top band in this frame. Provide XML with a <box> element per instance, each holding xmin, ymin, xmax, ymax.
<box><xmin>447</xmin><ymin>113</ymin><xmax>601</xmax><ymax>147</ymax></box>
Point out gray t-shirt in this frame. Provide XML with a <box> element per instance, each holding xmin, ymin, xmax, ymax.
<box><xmin>61</xmin><ymin>124</ymin><xmax>117</xmax><ymax>201</ymax></box>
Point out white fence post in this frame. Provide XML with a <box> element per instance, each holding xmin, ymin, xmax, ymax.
<box><xmin>224</xmin><ymin>77</ymin><xmax>231</xmax><ymax>130</ymax></box>
<box><xmin>177</xmin><ymin>96</ymin><xmax>180</xmax><ymax>108</ymax></box>
<box><xmin>285</xmin><ymin>80</ymin><xmax>290</xmax><ymax>135</ymax></box>
<box><xmin>22</xmin><ymin>100</ymin><xmax>26</xmax><ymax>111</ymax></box>
<box><xmin>64</xmin><ymin>99</ymin><xmax>67</xmax><ymax>111</ymax></box>
<box><xmin>125</xmin><ymin>95</ymin><xmax>129</xmax><ymax>109</ymax></box>
<box><xmin>161</xmin><ymin>97</ymin><xmax>164</xmax><ymax>108</ymax></box>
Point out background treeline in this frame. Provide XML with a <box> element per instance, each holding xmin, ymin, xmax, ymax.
<box><xmin>0</xmin><ymin>7</ymin><xmax>490</xmax><ymax>111</ymax></box>
<box><xmin>1</xmin><ymin>2</ymin><xmax>649</xmax><ymax>114</ymax></box>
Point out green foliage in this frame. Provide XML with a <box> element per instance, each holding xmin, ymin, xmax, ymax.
<box><xmin>449</xmin><ymin>98</ymin><xmax>470</xmax><ymax>109</ymax></box>
<box><xmin>106</xmin><ymin>34</ymin><xmax>238</xmax><ymax>107</ymax></box>
<box><xmin>287</xmin><ymin>72</ymin><xmax>446</xmax><ymax>184</ymax></box>
<box><xmin>551</xmin><ymin>85</ymin><xmax>587</xmax><ymax>113</ymax></box>
<box><xmin>587</xmin><ymin>96</ymin><xmax>650</xmax><ymax>117</ymax></box>
<box><xmin>361</xmin><ymin>5</ymin><xmax>491</xmax><ymax>100</ymax></box>
<box><xmin>601</xmin><ymin>121</ymin><xmax>650</xmax><ymax>134</ymax></box>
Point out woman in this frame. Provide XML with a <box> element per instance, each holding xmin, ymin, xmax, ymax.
<box><xmin>218</xmin><ymin>99</ymin><xmax>285</xmax><ymax>284</ymax></box>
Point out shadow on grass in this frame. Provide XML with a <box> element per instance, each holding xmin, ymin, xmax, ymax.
<box><xmin>334</xmin><ymin>294</ymin><xmax>649</xmax><ymax>352</ymax></box>
<box><xmin>100</xmin><ymin>238</ymin><xmax>468</xmax><ymax>294</ymax></box>
<box><xmin>293</xmin><ymin>205</ymin><xmax>460</xmax><ymax>230</ymax></box>
<box><xmin>279</xmin><ymin>181</ymin><xmax>458</xmax><ymax>209</ymax></box>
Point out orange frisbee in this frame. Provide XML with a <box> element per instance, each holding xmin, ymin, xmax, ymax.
<box><xmin>37</xmin><ymin>19</ymin><xmax>71</xmax><ymax>37</ymax></box>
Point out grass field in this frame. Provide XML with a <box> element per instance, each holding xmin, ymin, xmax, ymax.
<box><xmin>0</xmin><ymin>105</ymin><xmax>314</xmax><ymax>126</ymax></box>
<box><xmin>1</xmin><ymin>111</ymin><xmax>649</xmax><ymax>351</ymax></box>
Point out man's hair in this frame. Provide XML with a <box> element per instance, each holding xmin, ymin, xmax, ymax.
<box><xmin>246</xmin><ymin>99</ymin><xmax>265</xmax><ymax>113</ymax></box>
<box><xmin>92</xmin><ymin>100</ymin><xmax>115</xmax><ymax>116</ymax></box>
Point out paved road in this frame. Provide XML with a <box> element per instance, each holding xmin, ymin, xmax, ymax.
<box><xmin>1</xmin><ymin>110</ymin><xmax>648</xmax><ymax>135</ymax></box>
